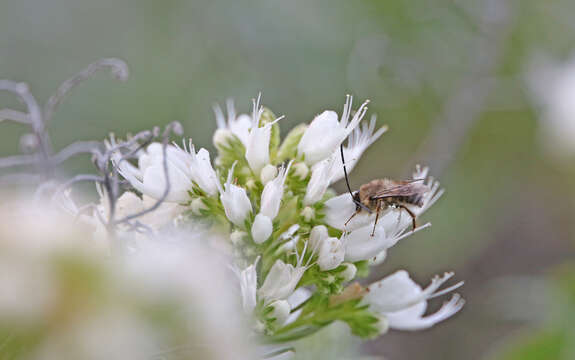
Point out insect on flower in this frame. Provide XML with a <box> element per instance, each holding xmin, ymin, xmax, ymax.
<box><xmin>340</xmin><ymin>145</ymin><xmax>429</xmax><ymax>236</ymax></box>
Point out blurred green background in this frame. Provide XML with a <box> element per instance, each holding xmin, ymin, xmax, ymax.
<box><xmin>1</xmin><ymin>0</ymin><xmax>574</xmax><ymax>359</ymax></box>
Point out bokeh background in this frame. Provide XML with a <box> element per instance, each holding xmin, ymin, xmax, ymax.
<box><xmin>1</xmin><ymin>0</ymin><xmax>575</xmax><ymax>359</ymax></box>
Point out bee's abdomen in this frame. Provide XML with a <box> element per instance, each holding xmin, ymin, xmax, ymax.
<box><xmin>405</xmin><ymin>194</ymin><xmax>424</xmax><ymax>207</ymax></box>
<box><xmin>391</xmin><ymin>194</ymin><xmax>424</xmax><ymax>207</ymax></box>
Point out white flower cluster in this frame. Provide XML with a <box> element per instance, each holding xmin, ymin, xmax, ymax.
<box><xmin>60</xmin><ymin>95</ymin><xmax>463</xmax><ymax>345</ymax></box>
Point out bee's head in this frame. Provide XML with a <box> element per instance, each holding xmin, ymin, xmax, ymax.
<box><xmin>352</xmin><ymin>191</ymin><xmax>373</xmax><ymax>214</ymax></box>
<box><xmin>352</xmin><ymin>191</ymin><xmax>362</xmax><ymax>212</ymax></box>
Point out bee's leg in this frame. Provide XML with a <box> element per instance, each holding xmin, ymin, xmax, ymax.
<box><xmin>398</xmin><ymin>204</ymin><xmax>417</xmax><ymax>230</ymax></box>
<box><xmin>371</xmin><ymin>202</ymin><xmax>382</xmax><ymax>237</ymax></box>
<box><xmin>344</xmin><ymin>211</ymin><xmax>359</xmax><ymax>227</ymax></box>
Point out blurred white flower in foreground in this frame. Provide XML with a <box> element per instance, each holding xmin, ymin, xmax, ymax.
<box><xmin>527</xmin><ymin>52</ymin><xmax>575</xmax><ymax>158</ymax></box>
<box><xmin>0</xmin><ymin>198</ymin><xmax>255</xmax><ymax>360</ymax></box>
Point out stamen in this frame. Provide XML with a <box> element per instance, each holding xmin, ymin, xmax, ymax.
<box><xmin>212</xmin><ymin>103</ymin><xmax>226</xmax><ymax>129</ymax></box>
<box><xmin>226</xmin><ymin>98</ymin><xmax>236</xmax><ymax>125</ymax></box>
<box><xmin>429</xmin><ymin>281</ymin><xmax>465</xmax><ymax>299</ymax></box>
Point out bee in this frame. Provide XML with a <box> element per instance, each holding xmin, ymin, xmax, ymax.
<box><xmin>340</xmin><ymin>145</ymin><xmax>429</xmax><ymax>236</ymax></box>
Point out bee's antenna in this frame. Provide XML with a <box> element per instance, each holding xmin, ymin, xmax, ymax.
<box><xmin>340</xmin><ymin>143</ymin><xmax>373</xmax><ymax>214</ymax></box>
<box><xmin>340</xmin><ymin>144</ymin><xmax>355</xmax><ymax>200</ymax></box>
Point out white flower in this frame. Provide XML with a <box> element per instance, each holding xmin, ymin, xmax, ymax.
<box><xmin>218</xmin><ymin>162</ymin><xmax>253</xmax><ymax>227</ymax></box>
<box><xmin>251</xmin><ymin>214</ymin><xmax>273</xmax><ymax>244</ymax></box>
<box><xmin>115</xmin><ymin>142</ymin><xmax>193</xmax><ymax>203</ymax></box>
<box><xmin>234</xmin><ymin>257</ymin><xmax>259</xmax><ymax>315</ymax></box>
<box><xmin>245</xmin><ymin>95</ymin><xmax>281</xmax><ymax>176</ymax></box>
<box><xmin>343</xmin><ymin>222</ymin><xmax>431</xmax><ymax>262</ymax></box>
<box><xmin>303</xmin><ymin>157</ymin><xmax>334</xmax><ymax>205</ymax></box>
<box><xmin>297</xmin><ymin>95</ymin><xmax>369</xmax><ymax>165</ymax></box>
<box><xmin>213</xmin><ymin>99</ymin><xmax>252</xmax><ymax>147</ymax></box>
<box><xmin>258</xmin><ymin>256</ymin><xmax>307</xmax><ymax>303</ymax></box>
<box><xmin>324</xmin><ymin>165</ymin><xmax>443</xmax><ymax>232</ymax></box>
<box><xmin>327</xmin><ymin>115</ymin><xmax>388</xmax><ymax>184</ymax></box>
<box><xmin>260</xmin><ymin>162</ymin><xmax>292</xmax><ymax>220</ymax></box>
<box><xmin>317</xmin><ymin>237</ymin><xmax>345</xmax><ymax>271</ymax></box>
<box><xmin>185</xmin><ymin>140</ymin><xmax>219</xmax><ymax>196</ymax></box>
<box><xmin>364</xmin><ymin>270</ymin><xmax>464</xmax><ymax>331</ymax></box>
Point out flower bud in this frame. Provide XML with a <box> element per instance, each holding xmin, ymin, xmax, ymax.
<box><xmin>267</xmin><ymin>300</ymin><xmax>291</xmax><ymax>327</ymax></box>
<box><xmin>245</xmin><ymin>102</ymin><xmax>276</xmax><ymax>176</ymax></box>
<box><xmin>260</xmin><ymin>164</ymin><xmax>278</xmax><ymax>185</ymax></box>
<box><xmin>339</xmin><ymin>262</ymin><xmax>357</xmax><ymax>282</ymax></box>
<box><xmin>245</xmin><ymin>178</ymin><xmax>257</xmax><ymax>191</ymax></box>
<box><xmin>309</xmin><ymin>225</ymin><xmax>328</xmax><ymax>250</ymax></box>
<box><xmin>324</xmin><ymin>274</ymin><xmax>336</xmax><ymax>284</ymax></box>
<box><xmin>190</xmin><ymin>198</ymin><xmax>207</xmax><ymax>215</ymax></box>
<box><xmin>219</xmin><ymin>163</ymin><xmax>252</xmax><ymax>227</ymax></box>
<box><xmin>301</xmin><ymin>206</ymin><xmax>315</xmax><ymax>222</ymax></box>
<box><xmin>375</xmin><ymin>314</ymin><xmax>390</xmax><ymax>335</ymax></box>
<box><xmin>318</xmin><ymin>237</ymin><xmax>345</xmax><ymax>271</ymax></box>
<box><xmin>292</xmin><ymin>162</ymin><xmax>309</xmax><ymax>180</ymax></box>
<box><xmin>251</xmin><ymin>214</ymin><xmax>273</xmax><ymax>244</ymax></box>
<box><xmin>253</xmin><ymin>320</ymin><xmax>266</xmax><ymax>333</ymax></box>
<box><xmin>260</xmin><ymin>162</ymin><xmax>291</xmax><ymax>220</ymax></box>
<box><xmin>212</xmin><ymin>128</ymin><xmax>234</xmax><ymax>150</ymax></box>
<box><xmin>304</xmin><ymin>158</ymin><xmax>334</xmax><ymax>205</ymax></box>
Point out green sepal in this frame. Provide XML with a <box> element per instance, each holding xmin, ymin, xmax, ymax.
<box><xmin>277</xmin><ymin>124</ymin><xmax>307</xmax><ymax>163</ymax></box>
<box><xmin>354</xmin><ymin>261</ymin><xmax>370</xmax><ymax>278</ymax></box>
<box><xmin>215</xmin><ymin>135</ymin><xmax>247</xmax><ymax>173</ymax></box>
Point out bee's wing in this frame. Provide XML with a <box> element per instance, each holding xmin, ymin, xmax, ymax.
<box><xmin>371</xmin><ymin>182</ymin><xmax>429</xmax><ymax>199</ymax></box>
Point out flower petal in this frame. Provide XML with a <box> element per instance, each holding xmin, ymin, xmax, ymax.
<box><xmin>387</xmin><ymin>294</ymin><xmax>465</xmax><ymax>331</ymax></box>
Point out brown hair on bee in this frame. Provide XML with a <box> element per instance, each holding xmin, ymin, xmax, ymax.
<box><xmin>340</xmin><ymin>146</ymin><xmax>428</xmax><ymax>236</ymax></box>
